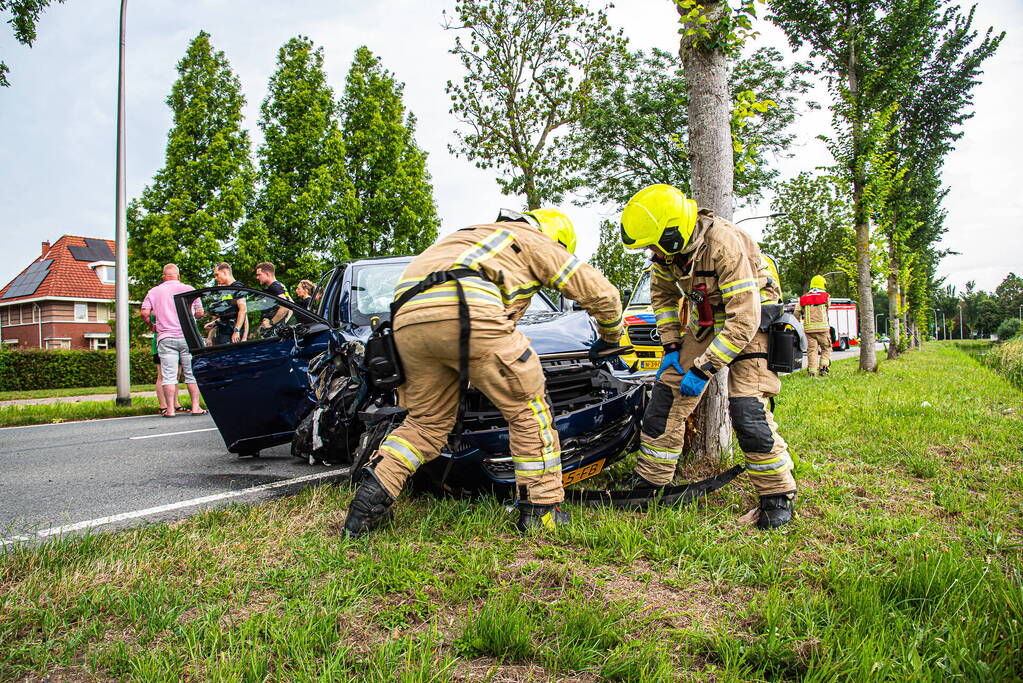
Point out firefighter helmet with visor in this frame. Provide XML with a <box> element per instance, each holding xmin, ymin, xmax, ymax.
<box><xmin>619</xmin><ymin>184</ymin><xmax>698</xmax><ymax>255</ymax></box>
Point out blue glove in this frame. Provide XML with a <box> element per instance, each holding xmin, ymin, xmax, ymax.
<box><xmin>655</xmin><ymin>345</ymin><xmax>685</xmax><ymax>381</ymax></box>
<box><xmin>679</xmin><ymin>367</ymin><xmax>710</xmax><ymax>396</ymax></box>
<box><xmin>588</xmin><ymin>338</ymin><xmax>618</xmax><ymax>365</ymax></box>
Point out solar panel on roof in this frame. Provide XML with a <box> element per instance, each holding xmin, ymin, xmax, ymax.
<box><xmin>69</xmin><ymin>238</ymin><xmax>114</xmax><ymax>262</ymax></box>
<box><xmin>2</xmin><ymin>259</ymin><xmax>52</xmax><ymax>299</ymax></box>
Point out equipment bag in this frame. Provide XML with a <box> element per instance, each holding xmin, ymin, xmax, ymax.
<box><xmin>364</xmin><ymin>318</ymin><xmax>405</xmax><ymax>390</ymax></box>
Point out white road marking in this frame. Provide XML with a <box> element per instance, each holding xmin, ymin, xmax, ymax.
<box><xmin>129</xmin><ymin>427</ymin><xmax>218</xmax><ymax>440</ymax></box>
<box><xmin>1</xmin><ymin>468</ymin><xmax>349</xmax><ymax>547</ymax></box>
<box><xmin>0</xmin><ymin>414</ymin><xmax>159</xmax><ymax>431</ymax></box>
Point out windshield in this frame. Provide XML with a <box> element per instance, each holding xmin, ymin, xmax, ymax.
<box><xmin>628</xmin><ymin>271</ymin><xmax>652</xmax><ymax>306</ymax></box>
<box><xmin>350</xmin><ymin>262</ymin><xmax>556</xmax><ymax>324</ymax></box>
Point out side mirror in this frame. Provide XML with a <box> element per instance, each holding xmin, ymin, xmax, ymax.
<box><xmin>623</xmin><ymin>288</ymin><xmax>633</xmax><ymax>305</ymax></box>
<box><xmin>572</xmin><ymin>300</ymin><xmax>584</xmax><ymax>311</ymax></box>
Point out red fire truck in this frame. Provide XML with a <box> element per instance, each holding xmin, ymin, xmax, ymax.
<box><xmin>785</xmin><ymin>297</ymin><xmax>858</xmax><ymax>350</ymax></box>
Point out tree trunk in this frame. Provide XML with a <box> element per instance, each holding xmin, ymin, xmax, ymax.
<box><xmin>886</xmin><ymin>240</ymin><xmax>900</xmax><ymax>359</ymax></box>
<box><xmin>847</xmin><ymin>31</ymin><xmax>877</xmax><ymax>372</ymax></box>
<box><xmin>679</xmin><ymin>0</ymin><xmax>734</xmax><ymax>458</ymax></box>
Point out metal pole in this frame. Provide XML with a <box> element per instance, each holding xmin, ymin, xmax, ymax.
<box><xmin>114</xmin><ymin>0</ymin><xmax>131</xmax><ymax>406</ymax></box>
<box><xmin>933</xmin><ymin>309</ymin><xmax>937</xmax><ymax>341</ymax></box>
<box><xmin>942</xmin><ymin>311</ymin><xmax>946</xmax><ymax>340</ymax></box>
<box><xmin>959</xmin><ymin>304</ymin><xmax>964</xmax><ymax>340</ymax></box>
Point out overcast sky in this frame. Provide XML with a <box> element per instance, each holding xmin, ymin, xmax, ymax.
<box><xmin>0</xmin><ymin>0</ymin><xmax>1019</xmax><ymax>293</ymax></box>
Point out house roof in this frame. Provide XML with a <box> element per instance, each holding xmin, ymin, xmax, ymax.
<box><xmin>0</xmin><ymin>235</ymin><xmax>116</xmax><ymax>304</ymax></box>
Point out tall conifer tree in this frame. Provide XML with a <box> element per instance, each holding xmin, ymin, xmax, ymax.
<box><xmin>128</xmin><ymin>32</ymin><xmax>255</xmax><ymax>293</ymax></box>
<box><xmin>338</xmin><ymin>47</ymin><xmax>439</xmax><ymax>257</ymax></box>
<box><xmin>237</xmin><ymin>36</ymin><xmax>355</xmax><ymax>283</ymax></box>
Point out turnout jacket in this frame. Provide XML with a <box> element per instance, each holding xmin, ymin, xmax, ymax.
<box><xmin>650</xmin><ymin>209</ymin><xmax>781</xmax><ymax>373</ymax></box>
<box><xmin>392</xmin><ymin>221</ymin><xmax>624</xmax><ymax>343</ymax></box>
<box><xmin>795</xmin><ymin>289</ymin><xmax>830</xmax><ymax>332</ymax></box>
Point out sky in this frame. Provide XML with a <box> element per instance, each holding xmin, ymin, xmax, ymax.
<box><xmin>0</xmin><ymin>0</ymin><xmax>1019</xmax><ymax>294</ymax></box>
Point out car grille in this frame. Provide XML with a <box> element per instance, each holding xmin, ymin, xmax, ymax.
<box><xmin>461</xmin><ymin>358</ymin><xmax>615</xmax><ymax>431</ymax></box>
<box><xmin>482</xmin><ymin>414</ymin><xmax>635</xmax><ymax>479</ymax></box>
<box><xmin>627</xmin><ymin>324</ymin><xmax>660</xmax><ymax>346</ymax></box>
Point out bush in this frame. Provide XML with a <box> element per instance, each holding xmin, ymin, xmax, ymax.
<box><xmin>984</xmin><ymin>338</ymin><xmax>1023</xmax><ymax>388</ymax></box>
<box><xmin>0</xmin><ymin>349</ymin><xmax>155</xmax><ymax>391</ymax></box>
<box><xmin>996</xmin><ymin>318</ymin><xmax>1021</xmax><ymax>342</ymax></box>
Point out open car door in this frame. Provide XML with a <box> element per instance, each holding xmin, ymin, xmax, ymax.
<box><xmin>174</xmin><ymin>286</ymin><xmax>332</xmax><ymax>455</ymax></box>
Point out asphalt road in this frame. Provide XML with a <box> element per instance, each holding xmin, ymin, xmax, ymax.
<box><xmin>0</xmin><ymin>414</ymin><xmax>345</xmax><ymax>545</ymax></box>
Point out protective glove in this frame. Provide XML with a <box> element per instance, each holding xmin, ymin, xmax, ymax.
<box><xmin>679</xmin><ymin>366</ymin><xmax>710</xmax><ymax>396</ymax></box>
<box><xmin>588</xmin><ymin>338</ymin><xmax>619</xmax><ymax>365</ymax></box>
<box><xmin>655</xmin><ymin>343</ymin><xmax>684</xmax><ymax>381</ymax></box>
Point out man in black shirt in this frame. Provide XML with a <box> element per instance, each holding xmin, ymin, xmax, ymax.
<box><xmin>207</xmin><ymin>262</ymin><xmax>247</xmax><ymax>345</ymax></box>
<box><xmin>255</xmin><ymin>261</ymin><xmax>292</xmax><ymax>337</ymax></box>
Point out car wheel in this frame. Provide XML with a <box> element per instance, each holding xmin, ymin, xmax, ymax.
<box><xmin>840</xmin><ymin>338</ymin><xmax>849</xmax><ymax>351</ymax></box>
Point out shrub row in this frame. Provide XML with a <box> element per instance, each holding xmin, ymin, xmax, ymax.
<box><xmin>983</xmin><ymin>338</ymin><xmax>1023</xmax><ymax>389</ymax></box>
<box><xmin>0</xmin><ymin>349</ymin><xmax>157</xmax><ymax>391</ymax></box>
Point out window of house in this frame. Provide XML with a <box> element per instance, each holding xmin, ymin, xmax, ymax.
<box><xmin>96</xmin><ymin>304</ymin><xmax>109</xmax><ymax>322</ymax></box>
<box><xmin>89</xmin><ymin>337</ymin><xmax>110</xmax><ymax>350</ymax></box>
<box><xmin>46</xmin><ymin>339</ymin><xmax>70</xmax><ymax>350</ymax></box>
<box><xmin>75</xmin><ymin>303</ymin><xmax>89</xmax><ymax>322</ymax></box>
<box><xmin>98</xmin><ymin>266</ymin><xmax>115</xmax><ymax>284</ymax></box>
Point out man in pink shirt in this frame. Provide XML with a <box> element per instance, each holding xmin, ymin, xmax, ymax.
<box><xmin>140</xmin><ymin>264</ymin><xmax>205</xmax><ymax>417</ymax></box>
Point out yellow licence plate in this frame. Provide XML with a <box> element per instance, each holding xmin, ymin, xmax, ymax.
<box><xmin>640</xmin><ymin>360</ymin><xmax>660</xmax><ymax>369</ymax></box>
<box><xmin>562</xmin><ymin>458</ymin><xmax>606</xmax><ymax>486</ymax></box>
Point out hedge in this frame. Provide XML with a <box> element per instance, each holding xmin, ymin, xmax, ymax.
<box><xmin>0</xmin><ymin>349</ymin><xmax>158</xmax><ymax>392</ymax></box>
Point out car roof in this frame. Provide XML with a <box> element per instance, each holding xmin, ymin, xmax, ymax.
<box><xmin>344</xmin><ymin>255</ymin><xmax>414</xmax><ymax>267</ymax></box>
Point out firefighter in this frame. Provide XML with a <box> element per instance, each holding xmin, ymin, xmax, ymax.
<box><xmin>795</xmin><ymin>275</ymin><xmax>831</xmax><ymax>376</ymax></box>
<box><xmin>617</xmin><ymin>184</ymin><xmax>796</xmax><ymax>529</ymax></box>
<box><xmin>343</xmin><ymin>209</ymin><xmax>624</xmax><ymax>537</ymax></box>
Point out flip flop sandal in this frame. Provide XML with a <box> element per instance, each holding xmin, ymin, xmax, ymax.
<box><xmin>189</xmin><ymin>409</ymin><xmax>208</xmax><ymax>416</ymax></box>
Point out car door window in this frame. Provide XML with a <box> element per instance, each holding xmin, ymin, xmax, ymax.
<box><xmin>179</xmin><ymin>287</ymin><xmax>324</xmax><ymax>349</ymax></box>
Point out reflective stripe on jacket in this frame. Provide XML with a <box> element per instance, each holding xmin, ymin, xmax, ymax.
<box><xmin>795</xmin><ymin>289</ymin><xmax>830</xmax><ymax>332</ymax></box>
<box><xmin>393</xmin><ymin>222</ymin><xmax>623</xmax><ymax>343</ymax></box>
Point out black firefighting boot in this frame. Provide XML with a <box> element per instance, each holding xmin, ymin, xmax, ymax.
<box><xmin>516</xmin><ymin>502</ymin><xmax>571</xmax><ymax>532</ymax></box>
<box><xmin>820</xmin><ymin>363</ymin><xmax>830</xmax><ymax>376</ymax></box>
<box><xmin>756</xmin><ymin>492</ymin><xmax>795</xmax><ymax>529</ymax></box>
<box><xmin>343</xmin><ymin>469</ymin><xmax>395</xmax><ymax>538</ymax></box>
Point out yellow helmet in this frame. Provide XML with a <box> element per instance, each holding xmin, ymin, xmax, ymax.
<box><xmin>523</xmin><ymin>208</ymin><xmax>577</xmax><ymax>254</ymax></box>
<box><xmin>620</xmin><ymin>184</ymin><xmax>698</xmax><ymax>255</ymax></box>
<box><xmin>810</xmin><ymin>275</ymin><xmax>827</xmax><ymax>290</ymax></box>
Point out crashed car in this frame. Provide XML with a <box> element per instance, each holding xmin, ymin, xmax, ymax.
<box><xmin>173</xmin><ymin>256</ymin><xmax>645</xmax><ymax>496</ymax></box>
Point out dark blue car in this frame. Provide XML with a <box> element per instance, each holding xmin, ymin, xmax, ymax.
<box><xmin>174</xmin><ymin>256</ymin><xmax>644</xmax><ymax>496</ymax></box>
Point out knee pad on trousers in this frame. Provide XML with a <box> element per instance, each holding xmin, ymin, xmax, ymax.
<box><xmin>641</xmin><ymin>382</ymin><xmax>675</xmax><ymax>439</ymax></box>
<box><xmin>728</xmin><ymin>397</ymin><xmax>774</xmax><ymax>453</ymax></box>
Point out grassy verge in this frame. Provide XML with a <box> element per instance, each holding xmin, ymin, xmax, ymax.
<box><xmin>0</xmin><ymin>395</ymin><xmax>202</xmax><ymax>428</ymax></box>
<box><xmin>0</xmin><ymin>384</ymin><xmax>158</xmax><ymax>401</ymax></box>
<box><xmin>2</xmin><ymin>343</ymin><xmax>1021</xmax><ymax>680</ymax></box>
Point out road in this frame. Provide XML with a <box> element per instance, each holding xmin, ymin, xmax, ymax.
<box><xmin>0</xmin><ymin>414</ymin><xmax>346</xmax><ymax>546</ymax></box>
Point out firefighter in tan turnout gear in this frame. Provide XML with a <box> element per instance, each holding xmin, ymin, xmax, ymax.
<box><xmin>795</xmin><ymin>275</ymin><xmax>831</xmax><ymax>376</ymax></box>
<box><xmin>343</xmin><ymin>209</ymin><xmax>624</xmax><ymax>536</ymax></box>
<box><xmin>617</xmin><ymin>184</ymin><xmax>797</xmax><ymax>529</ymax></box>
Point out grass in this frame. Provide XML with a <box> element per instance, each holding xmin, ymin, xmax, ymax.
<box><xmin>0</xmin><ymin>384</ymin><xmax>158</xmax><ymax>401</ymax></box>
<box><xmin>0</xmin><ymin>394</ymin><xmax>202</xmax><ymax>428</ymax></box>
<box><xmin>1</xmin><ymin>343</ymin><xmax>1021</xmax><ymax>681</ymax></box>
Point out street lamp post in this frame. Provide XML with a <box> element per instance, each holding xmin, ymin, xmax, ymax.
<box><xmin>736</xmin><ymin>212</ymin><xmax>787</xmax><ymax>224</ymax></box>
<box><xmin>114</xmin><ymin>0</ymin><xmax>131</xmax><ymax>406</ymax></box>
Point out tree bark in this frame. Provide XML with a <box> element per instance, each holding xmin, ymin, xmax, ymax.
<box><xmin>847</xmin><ymin>25</ymin><xmax>877</xmax><ymax>371</ymax></box>
<box><xmin>679</xmin><ymin>0</ymin><xmax>734</xmax><ymax>458</ymax></box>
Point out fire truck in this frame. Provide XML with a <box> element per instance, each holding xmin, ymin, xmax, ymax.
<box><xmin>784</xmin><ymin>296</ymin><xmax>858</xmax><ymax>350</ymax></box>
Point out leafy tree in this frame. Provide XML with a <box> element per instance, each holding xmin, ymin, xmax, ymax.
<box><xmin>996</xmin><ymin>318</ymin><xmax>1021</xmax><ymax>342</ymax></box>
<box><xmin>339</xmin><ymin>46</ymin><xmax>439</xmax><ymax>258</ymax></box>
<box><xmin>443</xmin><ymin>0</ymin><xmax>627</xmax><ymax>208</ymax></box>
<box><xmin>238</xmin><ymin>37</ymin><xmax>356</xmax><ymax>283</ymax></box>
<box><xmin>769</xmin><ymin>0</ymin><xmax>939</xmax><ymax>371</ymax></box>
<box><xmin>572</xmin><ymin>46</ymin><xmax>811</xmax><ymax>207</ymax></box>
<box><xmin>761</xmin><ymin>172</ymin><xmax>855</xmax><ymax>297</ymax></box>
<box><xmin>588</xmin><ymin>219</ymin><xmax>644</xmax><ymax>293</ymax></box>
<box><xmin>1</xmin><ymin>0</ymin><xmax>66</xmax><ymax>87</ymax></box>
<box><xmin>128</xmin><ymin>32</ymin><xmax>255</xmax><ymax>294</ymax></box>
<box><xmin>995</xmin><ymin>273</ymin><xmax>1023</xmax><ymax>324</ymax></box>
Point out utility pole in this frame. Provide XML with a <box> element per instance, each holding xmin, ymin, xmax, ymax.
<box><xmin>114</xmin><ymin>0</ymin><xmax>131</xmax><ymax>406</ymax></box>
<box><xmin>959</xmin><ymin>303</ymin><xmax>964</xmax><ymax>340</ymax></box>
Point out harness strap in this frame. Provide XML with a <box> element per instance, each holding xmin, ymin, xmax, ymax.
<box><xmin>732</xmin><ymin>352</ymin><xmax>768</xmax><ymax>363</ymax></box>
<box><xmin>390</xmin><ymin>267</ymin><xmax>484</xmax><ymax>444</ymax></box>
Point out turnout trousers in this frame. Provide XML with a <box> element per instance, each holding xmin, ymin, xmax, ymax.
<box><xmin>806</xmin><ymin>331</ymin><xmax>831</xmax><ymax>373</ymax></box>
<box><xmin>636</xmin><ymin>330</ymin><xmax>796</xmax><ymax>496</ymax></box>
<box><xmin>371</xmin><ymin>315</ymin><xmax>564</xmax><ymax>505</ymax></box>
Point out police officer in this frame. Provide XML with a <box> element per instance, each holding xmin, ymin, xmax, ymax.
<box><xmin>343</xmin><ymin>209</ymin><xmax>624</xmax><ymax>536</ymax></box>
<box><xmin>617</xmin><ymin>184</ymin><xmax>796</xmax><ymax>529</ymax></box>
<box><xmin>795</xmin><ymin>275</ymin><xmax>831</xmax><ymax>376</ymax></box>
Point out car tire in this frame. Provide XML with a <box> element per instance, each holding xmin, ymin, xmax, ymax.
<box><xmin>840</xmin><ymin>338</ymin><xmax>849</xmax><ymax>351</ymax></box>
